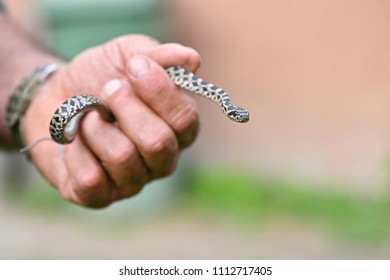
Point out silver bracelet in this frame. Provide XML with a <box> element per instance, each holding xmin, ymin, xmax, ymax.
<box><xmin>5</xmin><ymin>64</ymin><xmax>61</xmax><ymax>150</ymax></box>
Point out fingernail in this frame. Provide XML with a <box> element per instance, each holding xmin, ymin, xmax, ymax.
<box><xmin>102</xmin><ymin>79</ymin><xmax>122</xmax><ymax>98</ymax></box>
<box><xmin>128</xmin><ymin>56</ymin><xmax>150</xmax><ymax>78</ymax></box>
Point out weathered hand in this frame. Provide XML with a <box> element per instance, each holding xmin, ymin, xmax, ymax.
<box><xmin>23</xmin><ymin>35</ymin><xmax>201</xmax><ymax>208</ymax></box>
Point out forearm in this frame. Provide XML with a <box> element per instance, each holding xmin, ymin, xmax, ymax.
<box><xmin>0</xmin><ymin>14</ymin><xmax>63</xmax><ymax>149</ymax></box>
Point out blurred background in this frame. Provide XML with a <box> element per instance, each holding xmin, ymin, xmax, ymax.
<box><xmin>1</xmin><ymin>0</ymin><xmax>390</xmax><ymax>259</ymax></box>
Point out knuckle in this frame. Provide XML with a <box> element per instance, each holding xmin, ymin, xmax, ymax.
<box><xmin>107</xmin><ymin>141</ymin><xmax>136</xmax><ymax>166</ymax></box>
<box><xmin>141</xmin><ymin>73</ymin><xmax>168</xmax><ymax>102</ymax></box>
<box><xmin>59</xmin><ymin>173</ymin><xmax>112</xmax><ymax>209</ymax></box>
<box><xmin>171</xmin><ymin>100</ymin><xmax>199</xmax><ymax>132</ymax></box>
<box><xmin>142</xmin><ymin>126</ymin><xmax>177</xmax><ymax>156</ymax></box>
<box><xmin>75</xmin><ymin>168</ymin><xmax>104</xmax><ymax>194</ymax></box>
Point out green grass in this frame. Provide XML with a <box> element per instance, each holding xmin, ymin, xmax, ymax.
<box><xmin>5</xmin><ymin>183</ymin><xmax>69</xmax><ymax>212</ymax></box>
<box><xmin>6</xmin><ymin>167</ymin><xmax>390</xmax><ymax>241</ymax></box>
<box><xmin>183</xmin><ymin>168</ymin><xmax>390</xmax><ymax>241</ymax></box>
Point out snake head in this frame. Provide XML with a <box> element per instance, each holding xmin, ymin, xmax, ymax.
<box><xmin>228</xmin><ymin>107</ymin><xmax>250</xmax><ymax>123</ymax></box>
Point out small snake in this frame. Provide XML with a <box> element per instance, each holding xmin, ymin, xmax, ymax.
<box><xmin>34</xmin><ymin>66</ymin><xmax>249</xmax><ymax>148</ymax></box>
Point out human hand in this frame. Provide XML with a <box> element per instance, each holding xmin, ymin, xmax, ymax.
<box><xmin>23</xmin><ymin>35</ymin><xmax>201</xmax><ymax>208</ymax></box>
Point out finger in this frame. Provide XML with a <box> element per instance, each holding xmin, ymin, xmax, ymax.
<box><xmin>148</xmin><ymin>43</ymin><xmax>202</xmax><ymax>72</ymax></box>
<box><xmin>27</xmin><ymin>140</ymin><xmax>71</xmax><ymax>198</ymax></box>
<box><xmin>23</xmin><ymin>90</ymin><xmax>80</xmax><ymax>203</ymax></box>
<box><xmin>127</xmin><ymin>56</ymin><xmax>200</xmax><ymax>148</ymax></box>
<box><xmin>101</xmin><ymin>78</ymin><xmax>179</xmax><ymax>179</ymax></box>
<box><xmin>80</xmin><ymin>110</ymin><xmax>148</xmax><ymax>199</ymax></box>
<box><xmin>114</xmin><ymin>35</ymin><xmax>201</xmax><ymax>72</ymax></box>
<box><xmin>63</xmin><ymin>137</ymin><xmax>113</xmax><ymax>208</ymax></box>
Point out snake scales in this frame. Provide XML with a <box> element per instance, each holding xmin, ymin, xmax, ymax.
<box><xmin>22</xmin><ymin>66</ymin><xmax>250</xmax><ymax>151</ymax></box>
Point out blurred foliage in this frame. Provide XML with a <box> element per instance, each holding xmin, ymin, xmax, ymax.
<box><xmin>5</xmin><ymin>182</ymin><xmax>68</xmax><ymax>212</ymax></box>
<box><xmin>183</xmin><ymin>168</ymin><xmax>390</xmax><ymax>242</ymax></box>
<box><xmin>6</xmin><ymin>167</ymin><xmax>390</xmax><ymax>241</ymax></box>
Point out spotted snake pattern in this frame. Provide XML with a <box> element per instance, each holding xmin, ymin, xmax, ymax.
<box><xmin>49</xmin><ymin>66</ymin><xmax>249</xmax><ymax>144</ymax></box>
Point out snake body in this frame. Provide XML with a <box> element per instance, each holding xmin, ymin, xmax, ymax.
<box><xmin>49</xmin><ymin>66</ymin><xmax>249</xmax><ymax>144</ymax></box>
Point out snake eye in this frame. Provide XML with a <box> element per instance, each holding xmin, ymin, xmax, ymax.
<box><xmin>239</xmin><ymin>110</ymin><xmax>250</xmax><ymax>123</ymax></box>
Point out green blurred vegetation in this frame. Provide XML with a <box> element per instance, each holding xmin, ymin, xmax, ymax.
<box><xmin>6</xmin><ymin>167</ymin><xmax>390</xmax><ymax>242</ymax></box>
<box><xmin>41</xmin><ymin>0</ymin><xmax>167</xmax><ymax>59</ymax></box>
<box><xmin>183</xmin><ymin>168</ymin><xmax>390</xmax><ymax>242</ymax></box>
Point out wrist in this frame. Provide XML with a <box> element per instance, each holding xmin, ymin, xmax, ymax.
<box><xmin>4</xmin><ymin>63</ymin><xmax>62</xmax><ymax>152</ymax></box>
<box><xmin>0</xmin><ymin>14</ymin><xmax>64</xmax><ymax>148</ymax></box>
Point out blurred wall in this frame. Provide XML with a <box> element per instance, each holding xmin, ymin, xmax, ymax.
<box><xmin>5</xmin><ymin>0</ymin><xmax>390</xmax><ymax>193</ymax></box>
<box><xmin>168</xmin><ymin>0</ymin><xmax>390</xmax><ymax>192</ymax></box>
